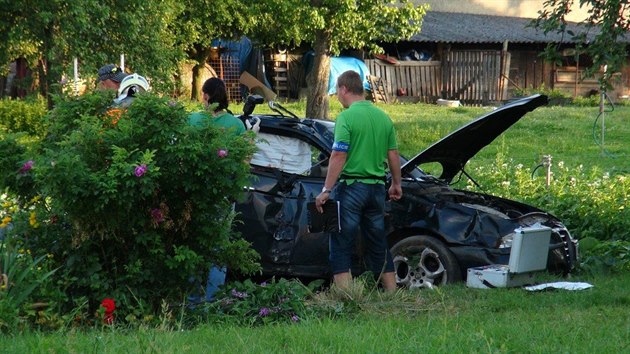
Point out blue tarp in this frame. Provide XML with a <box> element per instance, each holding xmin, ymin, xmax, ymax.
<box><xmin>328</xmin><ymin>57</ymin><xmax>371</xmax><ymax>95</ymax></box>
<box><xmin>303</xmin><ymin>53</ymin><xmax>371</xmax><ymax>95</ymax></box>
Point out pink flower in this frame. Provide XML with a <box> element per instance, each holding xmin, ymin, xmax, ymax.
<box><xmin>259</xmin><ymin>307</ymin><xmax>271</xmax><ymax>317</ymax></box>
<box><xmin>291</xmin><ymin>314</ymin><xmax>299</xmax><ymax>322</ymax></box>
<box><xmin>151</xmin><ymin>208</ymin><xmax>164</xmax><ymax>224</ymax></box>
<box><xmin>134</xmin><ymin>164</ymin><xmax>147</xmax><ymax>177</ymax></box>
<box><xmin>18</xmin><ymin>160</ymin><xmax>34</xmax><ymax>174</ymax></box>
<box><xmin>217</xmin><ymin>149</ymin><xmax>228</xmax><ymax>158</ymax></box>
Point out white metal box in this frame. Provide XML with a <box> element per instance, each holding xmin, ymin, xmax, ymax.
<box><xmin>466</xmin><ymin>265</ymin><xmax>539</xmax><ymax>289</ymax></box>
<box><xmin>466</xmin><ymin>224</ymin><xmax>552</xmax><ymax>289</ymax></box>
<box><xmin>508</xmin><ymin>225</ymin><xmax>552</xmax><ymax>273</ymax></box>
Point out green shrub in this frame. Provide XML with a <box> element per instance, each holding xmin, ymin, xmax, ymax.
<box><xmin>0</xmin><ymin>98</ymin><xmax>47</xmax><ymax>137</ymax></box>
<box><xmin>0</xmin><ymin>91</ymin><xmax>261</xmax><ymax>324</ymax></box>
<box><xmin>579</xmin><ymin>240</ymin><xmax>630</xmax><ymax>274</ymax></box>
<box><xmin>571</xmin><ymin>95</ymin><xmax>601</xmax><ymax>107</ymax></box>
<box><xmin>513</xmin><ymin>84</ymin><xmax>572</xmax><ymax>100</ymax></box>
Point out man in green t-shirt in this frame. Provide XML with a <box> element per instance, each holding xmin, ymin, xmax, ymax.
<box><xmin>315</xmin><ymin>70</ymin><xmax>402</xmax><ymax>292</ymax></box>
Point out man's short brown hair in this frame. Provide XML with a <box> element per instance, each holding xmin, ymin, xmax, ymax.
<box><xmin>336</xmin><ymin>70</ymin><xmax>364</xmax><ymax>95</ymax></box>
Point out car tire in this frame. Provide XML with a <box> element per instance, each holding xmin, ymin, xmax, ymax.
<box><xmin>391</xmin><ymin>235</ymin><xmax>462</xmax><ymax>289</ymax></box>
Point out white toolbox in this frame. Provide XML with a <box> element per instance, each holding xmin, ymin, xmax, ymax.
<box><xmin>466</xmin><ymin>224</ymin><xmax>552</xmax><ymax>289</ymax></box>
<box><xmin>467</xmin><ymin>265</ymin><xmax>539</xmax><ymax>288</ymax></box>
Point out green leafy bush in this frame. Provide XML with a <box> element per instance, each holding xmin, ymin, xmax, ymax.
<box><xmin>0</xmin><ymin>98</ymin><xmax>47</xmax><ymax>137</ymax></box>
<box><xmin>579</xmin><ymin>240</ymin><xmax>630</xmax><ymax>274</ymax></box>
<box><xmin>0</xmin><ymin>91</ymin><xmax>260</xmax><ymax>323</ymax></box>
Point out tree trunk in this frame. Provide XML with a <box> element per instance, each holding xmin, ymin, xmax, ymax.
<box><xmin>190</xmin><ymin>45</ymin><xmax>212</xmax><ymax>101</ymax></box>
<box><xmin>191</xmin><ymin>62</ymin><xmax>204</xmax><ymax>101</ymax></box>
<box><xmin>37</xmin><ymin>58</ymin><xmax>54</xmax><ymax>109</ymax></box>
<box><xmin>306</xmin><ymin>30</ymin><xmax>332</xmax><ymax>119</ymax></box>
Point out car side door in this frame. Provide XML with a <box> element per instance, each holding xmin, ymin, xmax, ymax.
<box><xmin>235</xmin><ymin>126</ymin><xmax>332</xmax><ymax>278</ymax></box>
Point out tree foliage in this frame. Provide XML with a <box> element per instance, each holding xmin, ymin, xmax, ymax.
<box><xmin>0</xmin><ymin>0</ymin><xmax>183</xmax><ymax>102</ymax></box>
<box><xmin>175</xmin><ymin>0</ymin><xmax>250</xmax><ymax>100</ymax></box>
<box><xmin>248</xmin><ymin>0</ymin><xmax>428</xmax><ymax>119</ymax></box>
<box><xmin>532</xmin><ymin>0</ymin><xmax>630</xmax><ymax>90</ymax></box>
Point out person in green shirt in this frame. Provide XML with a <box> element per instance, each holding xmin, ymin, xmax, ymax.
<box><xmin>315</xmin><ymin>70</ymin><xmax>402</xmax><ymax>293</ymax></box>
<box><xmin>188</xmin><ymin>77</ymin><xmax>246</xmax><ymax>135</ymax></box>
<box><xmin>187</xmin><ymin>77</ymin><xmax>246</xmax><ymax>303</ymax></box>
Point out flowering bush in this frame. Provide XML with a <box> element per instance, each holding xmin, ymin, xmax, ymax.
<box><xmin>0</xmin><ymin>91</ymin><xmax>260</xmax><ymax>322</ymax></box>
<box><xmin>203</xmin><ymin>278</ymin><xmax>323</xmax><ymax>326</ymax></box>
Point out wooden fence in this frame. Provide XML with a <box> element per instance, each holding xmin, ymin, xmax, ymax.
<box><xmin>365</xmin><ymin>59</ymin><xmax>441</xmax><ymax>103</ymax></box>
<box><xmin>365</xmin><ymin>50</ymin><xmax>510</xmax><ymax>105</ymax></box>
<box><xmin>442</xmin><ymin>50</ymin><xmax>510</xmax><ymax>105</ymax></box>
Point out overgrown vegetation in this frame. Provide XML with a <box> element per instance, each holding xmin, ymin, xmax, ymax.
<box><xmin>0</xmin><ymin>97</ymin><xmax>47</xmax><ymax>136</ymax></box>
<box><xmin>1</xmin><ymin>98</ymin><xmax>629</xmax><ymax>335</ymax></box>
<box><xmin>5</xmin><ymin>273</ymin><xmax>630</xmax><ymax>352</ymax></box>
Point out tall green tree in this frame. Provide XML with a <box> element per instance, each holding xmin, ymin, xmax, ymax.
<box><xmin>0</xmin><ymin>0</ymin><xmax>182</xmax><ymax>105</ymax></box>
<box><xmin>532</xmin><ymin>0</ymin><xmax>630</xmax><ymax>91</ymax></box>
<box><xmin>248</xmin><ymin>0</ymin><xmax>427</xmax><ymax>119</ymax></box>
<box><xmin>175</xmin><ymin>0</ymin><xmax>249</xmax><ymax>101</ymax></box>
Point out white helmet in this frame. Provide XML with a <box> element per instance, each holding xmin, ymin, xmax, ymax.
<box><xmin>115</xmin><ymin>73</ymin><xmax>150</xmax><ymax>104</ymax></box>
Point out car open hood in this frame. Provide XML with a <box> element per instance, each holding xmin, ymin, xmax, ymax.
<box><xmin>401</xmin><ymin>94</ymin><xmax>548</xmax><ymax>183</ymax></box>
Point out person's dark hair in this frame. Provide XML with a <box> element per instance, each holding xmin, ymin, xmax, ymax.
<box><xmin>337</xmin><ymin>70</ymin><xmax>364</xmax><ymax>95</ymax></box>
<box><xmin>202</xmin><ymin>77</ymin><xmax>230</xmax><ymax>113</ymax></box>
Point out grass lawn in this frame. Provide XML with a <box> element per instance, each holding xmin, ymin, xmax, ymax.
<box><xmin>6</xmin><ymin>273</ymin><xmax>630</xmax><ymax>353</ymax></box>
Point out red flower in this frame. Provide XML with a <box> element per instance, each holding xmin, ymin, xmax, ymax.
<box><xmin>101</xmin><ymin>298</ymin><xmax>116</xmax><ymax>325</ymax></box>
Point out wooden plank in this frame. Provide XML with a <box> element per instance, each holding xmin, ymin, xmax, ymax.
<box><xmin>413</xmin><ymin>66</ymin><xmax>418</xmax><ymax>97</ymax></box>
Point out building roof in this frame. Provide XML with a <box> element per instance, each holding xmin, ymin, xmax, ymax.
<box><xmin>410</xmin><ymin>11</ymin><xmax>600</xmax><ymax>44</ymax></box>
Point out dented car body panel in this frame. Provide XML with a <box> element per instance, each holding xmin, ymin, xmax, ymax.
<box><xmin>234</xmin><ymin>94</ymin><xmax>578</xmax><ymax>283</ymax></box>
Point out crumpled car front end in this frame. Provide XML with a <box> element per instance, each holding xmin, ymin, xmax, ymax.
<box><xmin>388</xmin><ymin>181</ymin><xmax>579</xmax><ymax>277</ymax></box>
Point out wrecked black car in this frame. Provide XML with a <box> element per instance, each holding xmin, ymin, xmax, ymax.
<box><xmin>234</xmin><ymin>94</ymin><xmax>578</xmax><ymax>288</ymax></box>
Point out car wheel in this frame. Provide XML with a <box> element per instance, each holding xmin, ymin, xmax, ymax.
<box><xmin>391</xmin><ymin>235</ymin><xmax>462</xmax><ymax>289</ymax></box>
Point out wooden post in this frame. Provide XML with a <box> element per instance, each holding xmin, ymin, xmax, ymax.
<box><xmin>575</xmin><ymin>54</ymin><xmax>579</xmax><ymax>98</ymax></box>
<box><xmin>500</xmin><ymin>41</ymin><xmax>509</xmax><ymax>101</ymax></box>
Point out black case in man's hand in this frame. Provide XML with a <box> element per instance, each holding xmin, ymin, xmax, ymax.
<box><xmin>307</xmin><ymin>200</ymin><xmax>340</xmax><ymax>233</ymax></box>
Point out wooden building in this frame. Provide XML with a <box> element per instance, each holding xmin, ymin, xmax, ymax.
<box><xmin>372</xmin><ymin>11</ymin><xmax>630</xmax><ymax>105</ymax></box>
